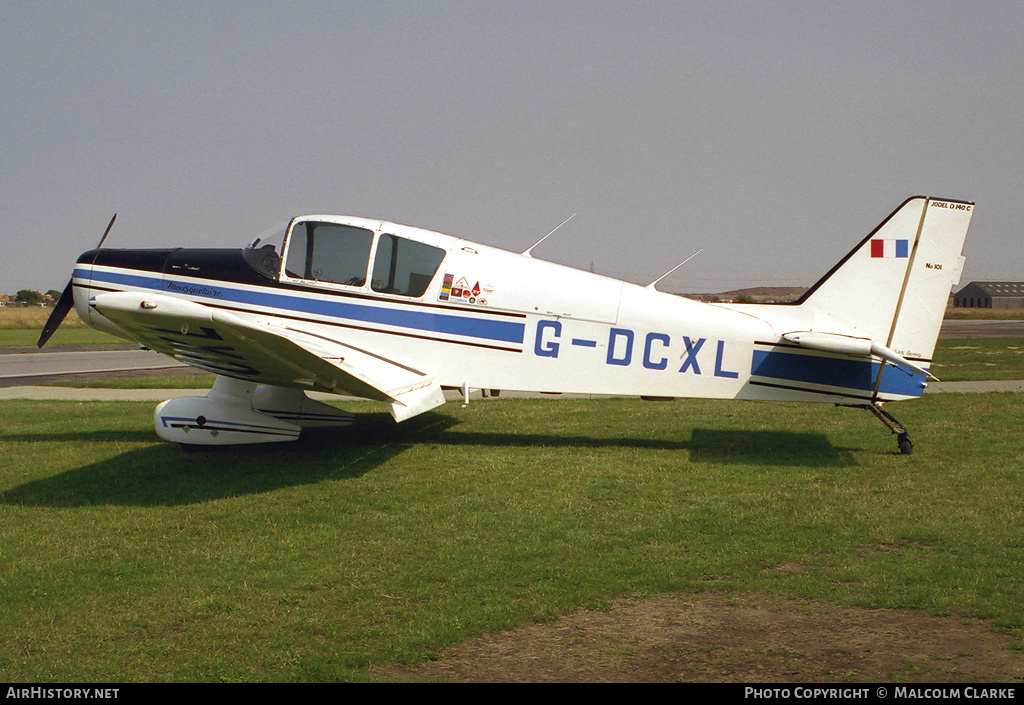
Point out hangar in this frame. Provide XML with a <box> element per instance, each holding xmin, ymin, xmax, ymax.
<box><xmin>953</xmin><ymin>282</ymin><xmax>1024</xmax><ymax>309</ymax></box>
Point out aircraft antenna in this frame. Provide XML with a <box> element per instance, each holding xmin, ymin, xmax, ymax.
<box><xmin>522</xmin><ymin>214</ymin><xmax>576</xmax><ymax>257</ymax></box>
<box><xmin>646</xmin><ymin>249</ymin><xmax>703</xmax><ymax>290</ymax></box>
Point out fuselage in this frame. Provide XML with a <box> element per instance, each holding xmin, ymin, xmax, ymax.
<box><xmin>70</xmin><ymin>215</ymin><xmax>926</xmax><ymax>404</ymax></box>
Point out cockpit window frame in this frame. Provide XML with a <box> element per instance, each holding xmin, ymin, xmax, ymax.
<box><xmin>369</xmin><ymin>232</ymin><xmax>447</xmax><ymax>299</ymax></box>
<box><xmin>280</xmin><ymin>218</ymin><xmax>375</xmax><ymax>290</ymax></box>
<box><xmin>279</xmin><ymin>216</ymin><xmax>449</xmax><ymax>300</ymax></box>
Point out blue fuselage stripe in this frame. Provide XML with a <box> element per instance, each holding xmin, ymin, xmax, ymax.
<box><xmin>77</xmin><ymin>267</ymin><xmax>526</xmax><ymax>344</ymax></box>
<box><xmin>751</xmin><ymin>349</ymin><xmax>925</xmax><ymax>397</ymax></box>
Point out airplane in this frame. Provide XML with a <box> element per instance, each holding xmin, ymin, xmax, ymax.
<box><xmin>38</xmin><ymin>196</ymin><xmax>974</xmax><ymax>454</ymax></box>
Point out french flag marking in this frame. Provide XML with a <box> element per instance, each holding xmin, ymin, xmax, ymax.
<box><xmin>870</xmin><ymin>239</ymin><xmax>909</xmax><ymax>258</ymax></box>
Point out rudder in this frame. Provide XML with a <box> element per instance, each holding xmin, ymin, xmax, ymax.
<box><xmin>887</xmin><ymin>199</ymin><xmax>972</xmax><ymax>361</ymax></box>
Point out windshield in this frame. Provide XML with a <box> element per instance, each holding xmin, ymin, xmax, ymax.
<box><xmin>242</xmin><ymin>221</ymin><xmax>289</xmax><ymax>280</ymax></box>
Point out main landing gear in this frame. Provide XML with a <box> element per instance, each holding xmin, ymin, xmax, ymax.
<box><xmin>845</xmin><ymin>403</ymin><xmax>914</xmax><ymax>455</ymax></box>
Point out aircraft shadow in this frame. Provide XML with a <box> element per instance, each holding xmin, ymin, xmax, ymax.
<box><xmin>688</xmin><ymin>428</ymin><xmax>858</xmax><ymax>466</ymax></box>
<box><xmin>428</xmin><ymin>427</ymin><xmax>856</xmax><ymax>466</ymax></box>
<box><xmin>2</xmin><ymin>415</ymin><xmax>855</xmax><ymax>509</ymax></box>
<box><xmin>0</xmin><ymin>413</ymin><xmax>457</xmax><ymax>509</ymax></box>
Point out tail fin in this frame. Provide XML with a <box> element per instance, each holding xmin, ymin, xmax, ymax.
<box><xmin>797</xmin><ymin>196</ymin><xmax>972</xmax><ymax>364</ymax></box>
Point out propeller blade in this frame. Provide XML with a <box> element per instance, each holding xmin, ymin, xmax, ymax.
<box><xmin>96</xmin><ymin>213</ymin><xmax>117</xmax><ymax>249</ymax></box>
<box><xmin>36</xmin><ymin>213</ymin><xmax>117</xmax><ymax>348</ymax></box>
<box><xmin>37</xmin><ymin>280</ymin><xmax>75</xmax><ymax>348</ymax></box>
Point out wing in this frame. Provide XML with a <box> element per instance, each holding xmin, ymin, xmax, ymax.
<box><xmin>89</xmin><ymin>291</ymin><xmax>445</xmax><ymax>422</ymax></box>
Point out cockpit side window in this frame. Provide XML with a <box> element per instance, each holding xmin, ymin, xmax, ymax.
<box><xmin>284</xmin><ymin>222</ymin><xmax>373</xmax><ymax>287</ymax></box>
<box><xmin>371</xmin><ymin>234</ymin><xmax>446</xmax><ymax>297</ymax></box>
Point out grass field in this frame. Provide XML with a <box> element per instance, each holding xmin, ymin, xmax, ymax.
<box><xmin>0</xmin><ymin>307</ymin><xmax>115</xmax><ymax>347</ymax></box>
<box><xmin>932</xmin><ymin>337</ymin><xmax>1024</xmax><ymax>380</ymax></box>
<box><xmin>943</xmin><ymin>308</ymin><xmax>1024</xmax><ymax>320</ymax></box>
<box><xmin>2</xmin><ymin>392</ymin><xmax>1023</xmax><ymax>682</ymax></box>
<box><xmin>4</xmin><ymin>303</ymin><xmax>1024</xmax><ymax>681</ymax></box>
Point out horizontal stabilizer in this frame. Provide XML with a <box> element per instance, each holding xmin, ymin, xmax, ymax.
<box><xmin>783</xmin><ymin>330</ymin><xmax>937</xmax><ymax>381</ymax></box>
<box><xmin>869</xmin><ymin>341</ymin><xmax>937</xmax><ymax>381</ymax></box>
<box><xmin>782</xmin><ymin>331</ymin><xmax>872</xmax><ymax>356</ymax></box>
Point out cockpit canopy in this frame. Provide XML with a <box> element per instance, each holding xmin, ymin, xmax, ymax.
<box><xmin>243</xmin><ymin>216</ymin><xmax>448</xmax><ymax>299</ymax></box>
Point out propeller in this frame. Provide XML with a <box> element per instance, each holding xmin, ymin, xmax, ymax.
<box><xmin>37</xmin><ymin>213</ymin><xmax>117</xmax><ymax>348</ymax></box>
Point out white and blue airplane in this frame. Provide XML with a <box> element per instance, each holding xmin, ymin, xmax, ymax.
<box><xmin>39</xmin><ymin>196</ymin><xmax>973</xmax><ymax>453</ymax></box>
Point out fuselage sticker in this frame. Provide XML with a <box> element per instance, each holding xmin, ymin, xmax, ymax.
<box><xmin>438</xmin><ymin>273</ymin><xmax>492</xmax><ymax>305</ymax></box>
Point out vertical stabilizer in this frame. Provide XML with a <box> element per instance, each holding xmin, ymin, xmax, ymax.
<box><xmin>799</xmin><ymin>196</ymin><xmax>972</xmax><ymax>364</ymax></box>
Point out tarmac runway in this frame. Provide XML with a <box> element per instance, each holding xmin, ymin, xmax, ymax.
<box><xmin>0</xmin><ymin>346</ymin><xmax>186</xmax><ymax>387</ymax></box>
<box><xmin>938</xmin><ymin>319</ymin><xmax>1024</xmax><ymax>337</ymax></box>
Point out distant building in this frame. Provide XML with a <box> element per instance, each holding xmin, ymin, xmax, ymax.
<box><xmin>953</xmin><ymin>282</ymin><xmax>1024</xmax><ymax>309</ymax></box>
<box><xmin>679</xmin><ymin>287</ymin><xmax>807</xmax><ymax>304</ymax></box>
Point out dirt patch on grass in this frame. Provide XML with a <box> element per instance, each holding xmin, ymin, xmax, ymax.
<box><xmin>377</xmin><ymin>594</ymin><xmax>1024</xmax><ymax>683</ymax></box>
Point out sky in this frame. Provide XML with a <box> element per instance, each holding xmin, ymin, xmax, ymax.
<box><xmin>3</xmin><ymin>0</ymin><xmax>1022</xmax><ymax>295</ymax></box>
